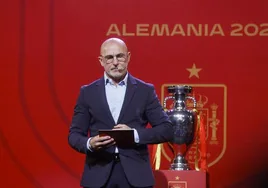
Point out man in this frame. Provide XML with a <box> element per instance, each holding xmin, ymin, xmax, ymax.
<box><xmin>68</xmin><ymin>38</ymin><xmax>173</xmax><ymax>188</ymax></box>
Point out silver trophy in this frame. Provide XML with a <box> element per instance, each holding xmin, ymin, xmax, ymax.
<box><xmin>163</xmin><ymin>85</ymin><xmax>197</xmax><ymax>170</ymax></box>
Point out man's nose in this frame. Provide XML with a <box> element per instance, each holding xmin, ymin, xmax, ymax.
<box><xmin>112</xmin><ymin>57</ymin><xmax>119</xmax><ymax>65</ymax></box>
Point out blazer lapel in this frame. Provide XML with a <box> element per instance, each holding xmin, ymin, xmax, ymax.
<box><xmin>117</xmin><ymin>74</ymin><xmax>137</xmax><ymax>123</ymax></box>
<box><xmin>96</xmin><ymin>77</ymin><xmax>115</xmax><ymax>126</ymax></box>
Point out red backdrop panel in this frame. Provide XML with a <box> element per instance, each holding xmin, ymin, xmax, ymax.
<box><xmin>1</xmin><ymin>0</ymin><xmax>268</xmax><ymax>187</ymax></box>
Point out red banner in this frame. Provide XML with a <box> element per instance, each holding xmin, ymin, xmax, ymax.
<box><xmin>1</xmin><ymin>0</ymin><xmax>268</xmax><ymax>187</ymax></box>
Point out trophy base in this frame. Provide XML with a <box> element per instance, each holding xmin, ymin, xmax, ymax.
<box><xmin>170</xmin><ymin>154</ymin><xmax>190</xmax><ymax>170</ymax></box>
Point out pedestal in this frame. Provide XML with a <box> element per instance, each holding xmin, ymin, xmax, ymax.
<box><xmin>153</xmin><ymin>170</ymin><xmax>207</xmax><ymax>188</ymax></box>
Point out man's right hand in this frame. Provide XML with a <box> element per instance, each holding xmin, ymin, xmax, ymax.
<box><xmin>89</xmin><ymin>135</ymin><xmax>115</xmax><ymax>151</ymax></box>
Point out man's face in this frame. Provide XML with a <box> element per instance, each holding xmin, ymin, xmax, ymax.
<box><xmin>99</xmin><ymin>41</ymin><xmax>131</xmax><ymax>82</ymax></box>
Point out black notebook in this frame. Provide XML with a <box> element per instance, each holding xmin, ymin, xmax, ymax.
<box><xmin>98</xmin><ymin>129</ymin><xmax>135</xmax><ymax>147</ymax></box>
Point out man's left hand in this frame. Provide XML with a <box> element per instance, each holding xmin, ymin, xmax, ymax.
<box><xmin>113</xmin><ymin>124</ymin><xmax>131</xmax><ymax>130</ymax></box>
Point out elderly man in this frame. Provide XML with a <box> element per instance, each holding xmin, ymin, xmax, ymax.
<box><xmin>68</xmin><ymin>38</ymin><xmax>173</xmax><ymax>188</ymax></box>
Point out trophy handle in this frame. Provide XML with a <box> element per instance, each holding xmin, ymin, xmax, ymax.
<box><xmin>163</xmin><ymin>96</ymin><xmax>175</xmax><ymax>109</ymax></box>
<box><xmin>185</xmin><ymin>96</ymin><xmax>197</xmax><ymax>108</ymax></box>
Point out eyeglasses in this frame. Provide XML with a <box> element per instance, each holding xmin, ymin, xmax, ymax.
<box><xmin>100</xmin><ymin>53</ymin><xmax>128</xmax><ymax>64</ymax></box>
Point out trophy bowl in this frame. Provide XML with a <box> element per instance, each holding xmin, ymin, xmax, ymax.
<box><xmin>163</xmin><ymin>85</ymin><xmax>197</xmax><ymax>170</ymax></box>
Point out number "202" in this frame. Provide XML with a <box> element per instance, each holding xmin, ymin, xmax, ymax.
<box><xmin>230</xmin><ymin>23</ymin><xmax>268</xmax><ymax>36</ymax></box>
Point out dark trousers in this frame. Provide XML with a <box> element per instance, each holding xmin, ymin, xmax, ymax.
<box><xmin>103</xmin><ymin>161</ymin><xmax>153</xmax><ymax>188</ymax></box>
<box><xmin>84</xmin><ymin>161</ymin><xmax>153</xmax><ymax>188</ymax></box>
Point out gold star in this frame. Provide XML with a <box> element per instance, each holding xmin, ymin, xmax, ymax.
<box><xmin>187</xmin><ymin>63</ymin><xmax>202</xmax><ymax>78</ymax></box>
<box><xmin>175</xmin><ymin>176</ymin><xmax>180</xmax><ymax>180</ymax></box>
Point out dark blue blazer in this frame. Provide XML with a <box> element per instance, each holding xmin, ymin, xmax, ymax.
<box><xmin>68</xmin><ymin>74</ymin><xmax>173</xmax><ymax>187</ymax></box>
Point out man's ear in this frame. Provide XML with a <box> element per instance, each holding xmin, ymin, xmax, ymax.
<box><xmin>127</xmin><ymin>52</ymin><xmax>131</xmax><ymax>62</ymax></box>
<box><xmin>98</xmin><ymin>56</ymin><xmax>104</xmax><ymax>66</ymax></box>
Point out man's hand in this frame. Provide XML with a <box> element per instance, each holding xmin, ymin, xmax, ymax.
<box><xmin>89</xmin><ymin>135</ymin><xmax>115</xmax><ymax>151</ymax></box>
<box><xmin>113</xmin><ymin>124</ymin><xmax>131</xmax><ymax>130</ymax></box>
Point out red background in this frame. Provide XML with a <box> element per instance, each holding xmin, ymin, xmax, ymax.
<box><xmin>1</xmin><ymin>0</ymin><xmax>268</xmax><ymax>187</ymax></box>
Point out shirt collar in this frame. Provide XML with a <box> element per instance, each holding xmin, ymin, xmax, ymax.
<box><xmin>104</xmin><ymin>72</ymin><xmax>128</xmax><ymax>86</ymax></box>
